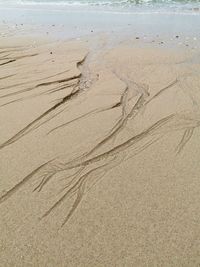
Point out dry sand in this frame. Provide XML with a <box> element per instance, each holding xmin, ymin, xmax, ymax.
<box><xmin>0</xmin><ymin>33</ymin><xmax>200</xmax><ymax>266</ymax></box>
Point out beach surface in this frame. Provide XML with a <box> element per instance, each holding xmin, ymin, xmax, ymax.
<box><xmin>1</xmin><ymin>8</ymin><xmax>200</xmax><ymax>266</ymax></box>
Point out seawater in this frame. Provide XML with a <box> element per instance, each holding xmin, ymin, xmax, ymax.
<box><xmin>0</xmin><ymin>0</ymin><xmax>200</xmax><ymax>14</ymax></box>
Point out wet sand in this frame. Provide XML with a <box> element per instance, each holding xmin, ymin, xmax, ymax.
<box><xmin>0</xmin><ymin>28</ymin><xmax>200</xmax><ymax>266</ymax></box>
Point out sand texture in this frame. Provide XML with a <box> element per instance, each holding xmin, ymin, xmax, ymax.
<box><xmin>0</xmin><ymin>37</ymin><xmax>200</xmax><ymax>266</ymax></box>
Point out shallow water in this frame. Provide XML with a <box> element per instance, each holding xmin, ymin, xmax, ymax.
<box><xmin>0</xmin><ymin>0</ymin><xmax>200</xmax><ymax>44</ymax></box>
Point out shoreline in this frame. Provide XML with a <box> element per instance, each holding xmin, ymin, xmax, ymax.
<box><xmin>1</xmin><ymin>11</ymin><xmax>200</xmax><ymax>57</ymax></box>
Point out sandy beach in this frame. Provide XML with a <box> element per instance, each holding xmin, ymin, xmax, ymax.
<box><xmin>1</xmin><ymin>4</ymin><xmax>200</xmax><ymax>266</ymax></box>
